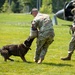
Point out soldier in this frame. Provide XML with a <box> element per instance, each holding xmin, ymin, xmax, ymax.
<box><xmin>61</xmin><ymin>23</ymin><xmax>75</xmax><ymax>60</ymax></box>
<box><xmin>29</xmin><ymin>8</ymin><xmax>55</xmax><ymax>64</ymax></box>
<box><xmin>61</xmin><ymin>0</ymin><xmax>75</xmax><ymax>60</ymax></box>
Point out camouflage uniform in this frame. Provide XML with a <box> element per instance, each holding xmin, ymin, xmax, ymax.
<box><xmin>61</xmin><ymin>24</ymin><xmax>75</xmax><ymax>60</ymax></box>
<box><xmin>61</xmin><ymin>0</ymin><xmax>75</xmax><ymax>60</ymax></box>
<box><xmin>31</xmin><ymin>13</ymin><xmax>55</xmax><ymax>62</ymax></box>
<box><xmin>68</xmin><ymin>1</ymin><xmax>75</xmax><ymax>54</ymax></box>
<box><xmin>68</xmin><ymin>25</ymin><xmax>75</xmax><ymax>54</ymax></box>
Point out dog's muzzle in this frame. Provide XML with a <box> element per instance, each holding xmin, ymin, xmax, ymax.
<box><xmin>23</xmin><ymin>43</ymin><xmax>31</xmax><ymax>50</ymax></box>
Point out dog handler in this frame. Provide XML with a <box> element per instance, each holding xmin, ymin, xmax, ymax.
<box><xmin>29</xmin><ymin>8</ymin><xmax>55</xmax><ymax>64</ymax></box>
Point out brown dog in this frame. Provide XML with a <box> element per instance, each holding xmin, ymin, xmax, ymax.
<box><xmin>0</xmin><ymin>37</ymin><xmax>34</xmax><ymax>62</ymax></box>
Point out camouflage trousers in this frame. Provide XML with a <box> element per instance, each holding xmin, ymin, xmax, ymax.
<box><xmin>68</xmin><ymin>36</ymin><xmax>75</xmax><ymax>53</ymax></box>
<box><xmin>34</xmin><ymin>33</ymin><xmax>54</xmax><ymax>61</ymax></box>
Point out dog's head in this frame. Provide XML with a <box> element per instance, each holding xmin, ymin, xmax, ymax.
<box><xmin>23</xmin><ymin>37</ymin><xmax>34</xmax><ymax>50</ymax></box>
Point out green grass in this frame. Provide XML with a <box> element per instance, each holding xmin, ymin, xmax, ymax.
<box><xmin>0</xmin><ymin>13</ymin><xmax>75</xmax><ymax>75</ymax></box>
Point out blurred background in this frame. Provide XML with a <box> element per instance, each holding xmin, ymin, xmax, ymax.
<box><xmin>0</xmin><ymin>0</ymin><xmax>70</xmax><ymax>14</ymax></box>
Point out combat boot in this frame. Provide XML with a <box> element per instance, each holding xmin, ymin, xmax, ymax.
<box><xmin>61</xmin><ymin>53</ymin><xmax>72</xmax><ymax>60</ymax></box>
<box><xmin>37</xmin><ymin>58</ymin><xmax>43</xmax><ymax>64</ymax></box>
<box><xmin>34</xmin><ymin>59</ymin><xmax>38</xmax><ymax>63</ymax></box>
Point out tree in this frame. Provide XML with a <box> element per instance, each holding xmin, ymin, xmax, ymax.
<box><xmin>40</xmin><ymin>0</ymin><xmax>71</xmax><ymax>14</ymax></box>
<box><xmin>10</xmin><ymin>0</ymin><xmax>37</xmax><ymax>13</ymax></box>
<box><xmin>0</xmin><ymin>0</ymin><xmax>5</xmax><ymax>12</ymax></box>
<box><xmin>40</xmin><ymin>0</ymin><xmax>52</xmax><ymax>13</ymax></box>
<box><xmin>0</xmin><ymin>0</ymin><xmax>37</xmax><ymax>13</ymax></box>
<box><xmin>0</xmin><ymin>0</ymin><xmax>71</xmax><ymax>13</ymax></box>
<box><xmin>0</xmin><ymin>0</ymin><xmax>5</xmax><ymax>7</ymax></box>
<box><xmin>2</xmin><ymin>0</ymin><xmax>9</xmax><ymax>12</ymax></box>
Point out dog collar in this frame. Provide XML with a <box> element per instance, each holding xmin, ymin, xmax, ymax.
<box><xmin>23</xmin><ymin>43</ymin><xmax>27</xmax><ymax>47</ymax></box>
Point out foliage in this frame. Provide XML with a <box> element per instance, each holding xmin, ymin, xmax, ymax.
<box><xmin>41</xmin><ymin>0</ymin><xmax>71</xmax><ymax>13</ymax></box>
<box><xmin>11</xmin><ymin>0</ymin><xmax>24</xmax><ymax>13</ymax></box>
<box><xmin>2</xmin><ymin>0</ymin><xmax>9</xmax><ymax>12</ymax></box>
<box><xmin>40</xmin><ymin>0</ymin><xmax>52</xmax><ymax>13</ymax></box>
<box><xmin>0</xmin><ymin>0</ymin><xmax>5</xmax><ymax>12</ymax></box>
<box><xmin>0</xmin><ymin>0</ymin><xmax>5</xmax><ymax>7</ymax></box>
<box><xmin>12</xmin><ymin>0</ymin><xmax>32</xmax><ymax>13</ymax></box>
<box><xmin>0</xmin><ymin>0</ymin><xmax>37</xmax><ymax>13</ymax></box>
<box><xmin>0</xmin><ymin>0</ymin><xmax>73</xmax><ymax>13</ymax></box>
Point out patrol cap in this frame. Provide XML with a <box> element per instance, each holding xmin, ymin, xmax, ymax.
<box><xmin>31</xmin><ymin>8</ymin><xmax>38</xmax><ymax>14</ymax></box>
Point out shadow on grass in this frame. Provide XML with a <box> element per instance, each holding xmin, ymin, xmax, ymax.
<box><xmin>61</xmin><ymin>24</ymin><xmax>72</xmax><ymax>27</ymax></box>
<box><xmin>12</xmin><ymin>60</ymin><xmax>34</xmax><ymax>64</ymax></box>
<box><xmin>42</xmin><ymin>62</ymin><xmax>73</xmax><ymax>67</ymax></box>
<box><xmin>10</xmin><ymin>60</ymin><xmax>73</xmax><ymax>67</ymax></box>
<box><xmin>23</xmin><ymin>61</ymin><xmax>73</xmax><ymax>67</ymax></box>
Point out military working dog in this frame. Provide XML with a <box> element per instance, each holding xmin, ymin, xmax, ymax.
<box><xmin>0</xmin><ymin>37</ymin><xmax>34</xmax><ymax>62</ymax></box>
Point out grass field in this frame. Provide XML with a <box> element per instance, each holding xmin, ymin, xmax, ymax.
<box><xmin>0</xmin><ymin>13</ymin><xmax>75</xmax><ymax>75</ymax></box>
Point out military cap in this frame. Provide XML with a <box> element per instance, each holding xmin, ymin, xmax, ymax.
<box><xmin>31</xmin><ymin>8</ymin><xmax>38</xmax><ymax>14</ymax></box>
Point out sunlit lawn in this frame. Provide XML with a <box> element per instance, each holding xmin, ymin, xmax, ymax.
<box><xmin>0</xmin><ymin>13</ymin><xmax>75</xmax><ymax>75</ymax></box>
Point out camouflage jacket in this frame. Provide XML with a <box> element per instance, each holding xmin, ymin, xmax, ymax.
<box><xmin>31</xmin><ymin>13</ymin><xmax>55</xmax><ymax>39</ymax></box>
